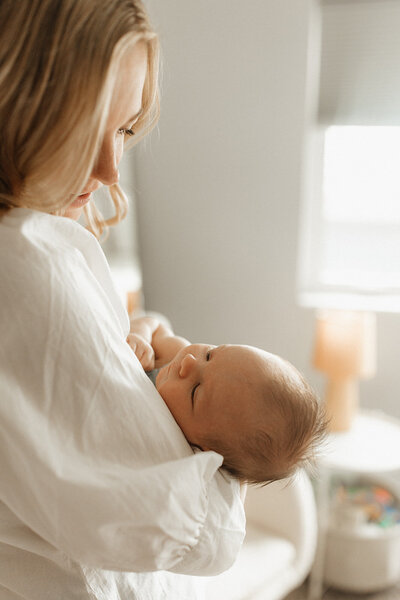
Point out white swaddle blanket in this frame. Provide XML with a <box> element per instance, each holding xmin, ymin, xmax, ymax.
<box><xmin>0</xmin><ymin>208</ymin><xmax>245</xmax><ymax>600</ymax></box>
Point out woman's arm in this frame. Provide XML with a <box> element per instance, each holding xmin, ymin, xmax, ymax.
<box><xmin>0</xmin><ymin>215</ymin><xmax>245</xmax><ymax>577</ymax></box>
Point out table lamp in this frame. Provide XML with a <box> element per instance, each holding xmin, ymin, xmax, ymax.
<box><xmin>313</xmin><ymin>310</ymin><xmax>376</xmax><ymax>431</ymax></box>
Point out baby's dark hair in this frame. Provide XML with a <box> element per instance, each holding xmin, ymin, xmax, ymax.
<box><xmin>203</xmin><ymin>358</ymin><xmax>327</xmax><ymax>485</ymax></box>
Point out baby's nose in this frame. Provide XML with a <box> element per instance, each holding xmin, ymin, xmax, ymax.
<box><xmin>179</xmin><ymin>353</ymin><xmax>196</xmax><ymax>378</ymax></box>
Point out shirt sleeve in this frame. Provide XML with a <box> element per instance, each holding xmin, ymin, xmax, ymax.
<box><xmin>0</xmin><ymin>218</ymin><xmax>245</xmax><ymax>575</ymax></box>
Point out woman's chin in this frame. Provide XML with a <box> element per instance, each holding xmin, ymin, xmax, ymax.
<box><xmin>62</xmin><ymin>191</ymin><xmax>93</xmax><ymax>220</ymax></box>
<box><xmin>62</xmin><ymin>206</ymin><xmax>84</xmax><ymax>220</ymax></box>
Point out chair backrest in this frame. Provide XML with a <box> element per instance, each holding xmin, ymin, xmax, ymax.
<box><xmin>244</xmin><ymin>470</ymin><xmax>318</xmax><ymax>575</ymax></box>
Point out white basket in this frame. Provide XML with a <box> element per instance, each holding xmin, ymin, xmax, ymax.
<box><xmin>324</xmin><ymin>474</ymin><xmax>400</xmax><ymax>593</ymax></box>
<box><xmin>325</xmin><ymin>522</ymin><xmax>400</xmax><ymax>592</ymax></box>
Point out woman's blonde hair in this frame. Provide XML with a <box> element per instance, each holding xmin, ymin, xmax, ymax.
<box><xmin>0</xmin><ymin>0</ymin><xmax>159</xmax><ymax>237</ymax></box>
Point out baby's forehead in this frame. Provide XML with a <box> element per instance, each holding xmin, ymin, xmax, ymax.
<box><xmin>218</xmin><ymin>344</ymin><xmax>274</xmax><ymax>369</ymax></box>
<box><xmin>217</xmin><ymin>345</ymin><xmax>299</xmax><ymax>393</ymax></box>
<box><xmin>211</xmin><ymin>346</ymin><xmax>269</xmax><ymax>390</ymax></box>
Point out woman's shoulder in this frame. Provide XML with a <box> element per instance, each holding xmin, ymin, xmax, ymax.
<box><xmin>0</xmin><ymin>209</ymin><xmax>76</xmax><ymax>290</ymax></box>
<box><xmin>1</xmin><ymin>209</ymin><xmax>89</xmax><ymax>296</ymax></box>
<box><xmin>0</xmin><ymin>207</ymin><xmax>127</xmax><ymax>331</ymax></box>
<box><xmin>0</xmin><ymin>207</ymin><xmax>95</xmax><ymax>260</ymax></box>
<box><xmin>0</xmin><ymin>207</ymin><xmax>112</xmax><ymax>280</ymax></box>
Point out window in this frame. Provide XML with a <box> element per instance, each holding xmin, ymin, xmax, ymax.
<box><xmin>297</xmin><ymin>1</ymin><xmax>400</xmax><ymax>313</ymax></box>
<box><xmin>298</xmin><ymin>126</ymin><xmax>400</xmax><ymax>311</ymax></box>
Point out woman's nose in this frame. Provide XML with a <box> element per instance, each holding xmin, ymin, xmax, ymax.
<box><xmin>179</xmin><ymin>353</ymin><xmax>196</xmax><ymax>379</ymax></box>
<box><xmin>90</xmin><ymin>139</ymin><xmax>121</xmax><ymax>186</ymax></box>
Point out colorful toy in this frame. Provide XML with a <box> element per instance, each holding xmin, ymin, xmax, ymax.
<box><xmin>331</xmin><ymin>479</ymin><xmax>400</xmax><ymax>529</ymax></box>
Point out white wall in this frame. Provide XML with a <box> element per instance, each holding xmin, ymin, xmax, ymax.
<box><xmin>133</xmin><ymin>0</ymin><xmax>400</xmax><ymax>420</ymax></box>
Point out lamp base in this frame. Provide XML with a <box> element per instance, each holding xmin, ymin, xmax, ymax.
<box><xmin>325</xmin><ymin>378</ymin><xmax>358</xmax><ymax>432</ymax></box>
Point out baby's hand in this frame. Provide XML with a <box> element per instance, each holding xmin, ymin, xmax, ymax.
<box><xmin>127</xmin><ymin>333</ymin><xmax>155</xmax><ymax>371</ymax></box>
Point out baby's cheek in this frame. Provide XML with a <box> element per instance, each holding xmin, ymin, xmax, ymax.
<box><xmin>156</xmin><ymin>382</ymin><xmax>174</xmax><ymax>409</ymax></box>
<box><xmin>161</xmin><ymin>389</ymin><xmax>177</xmax><ymax>415</ymax></box>
<box><xmin>160</xmin><ymin>384</ymin><xmax>187</xmax><ymax>423</ymax></box>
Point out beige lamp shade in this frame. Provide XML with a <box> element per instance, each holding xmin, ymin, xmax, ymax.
<box><xmin>313</xmin><ymin>310</ymin><xmax>376</xmax><ymax>432</ymax></box>
<box><xmin>313</xmin><ymin>310</ymin><xmax>376</xmax><ymax>379</ymax></box>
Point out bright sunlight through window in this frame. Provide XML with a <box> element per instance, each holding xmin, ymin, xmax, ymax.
<box><xmin>298</xmin><ymin>126</ymin><xmax>400</xmax><ymax>311</ymax></box>
<box><xmin>324</xmin><ymin>127</ymin><xmax>400</xmax><ymax>223</ymax></box>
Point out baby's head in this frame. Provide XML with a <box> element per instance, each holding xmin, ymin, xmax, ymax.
<box><xmin>156</xmin><ymin>343</ymin><xmax>326</xmax><ymax>485</ymax></box>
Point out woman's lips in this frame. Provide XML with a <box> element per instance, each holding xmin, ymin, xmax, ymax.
<box><xmin>70</xmin><ymin>192</ymin><xmax>92</xmax><ymax>208</ymax></box>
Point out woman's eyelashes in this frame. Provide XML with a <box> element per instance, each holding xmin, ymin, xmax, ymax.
<box><xmin>117</xmin><ymin>128</ymin><xmax>135</xmax><ymax>137</ymax></box>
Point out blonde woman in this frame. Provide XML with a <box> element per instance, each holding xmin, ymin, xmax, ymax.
<box><xmin>0</xmin><ymin>1</ymin><xmax>245</xmax><ymax>598</ymax></box>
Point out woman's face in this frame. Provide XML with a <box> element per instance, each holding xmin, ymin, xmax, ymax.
<box><xmin>62</xmin><ymin>42</ymin><xmax>148</xmax><ymax>220</ymax></box>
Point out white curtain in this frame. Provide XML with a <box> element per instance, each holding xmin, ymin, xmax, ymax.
<box><xmin>297</xmin><ymin>0</ymin><xmax>400</xmax><ymax>312</ymax></box>
<box><xmin>318</xmin><ymin>0</ymin><xmax>400</xmax><ymax>126</ymax></box>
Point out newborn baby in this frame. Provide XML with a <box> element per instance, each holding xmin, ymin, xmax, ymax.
<box><xmin>128</xmin><ymin>316</ymin><xmax>326</xmax><ymax>484</ymax></box>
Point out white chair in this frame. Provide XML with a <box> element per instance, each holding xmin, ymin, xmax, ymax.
<box><xmin>202</xmin><ymin>470</ymin><xmax>317</xmax><ymax>600</ymax></box>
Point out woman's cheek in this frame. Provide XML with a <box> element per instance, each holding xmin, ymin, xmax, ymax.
<box><xmin>116</xmin><ymin>138</ymin><xmax>125</xmax><ymax>165</ymax></box>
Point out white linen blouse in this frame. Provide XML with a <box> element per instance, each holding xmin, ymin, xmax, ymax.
<box><xmin>0</xmin><ymin>208</ymin><xmax>245</xmax><ymax>600</ymax></box>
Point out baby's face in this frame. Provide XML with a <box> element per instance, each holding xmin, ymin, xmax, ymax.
<box><xmin>156</xmin><ymin>343</ymin><xmax>277</xmax><ymax>449</ymax></box>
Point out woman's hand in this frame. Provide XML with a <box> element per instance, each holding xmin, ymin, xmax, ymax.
<box><xmin>127</xmin><ymin>333</ymin><xmax>155</xmax><ymax>371</ymax></box>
